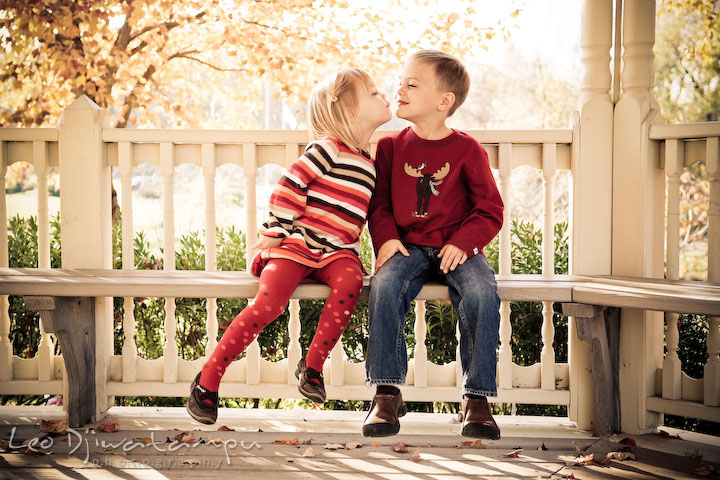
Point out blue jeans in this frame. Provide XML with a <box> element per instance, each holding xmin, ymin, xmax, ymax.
<box><xmin>365</xmin><ymin>245</ymin><xmax>500</xmax><ymax>397</ymax></box>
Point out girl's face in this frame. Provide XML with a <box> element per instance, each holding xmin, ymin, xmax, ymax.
<box><xmin>355</xmin><ymin>81</ymin><xmax>392</xmax><ymax>133</ymax></box>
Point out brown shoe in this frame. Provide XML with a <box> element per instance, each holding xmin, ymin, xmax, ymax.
<box><xmin>295</xmin><ymin>357</ymin><xmax>326</xmax><ymax>403</ymax></box>
<box><xmin>362</xmin><ymin>390</ymin><xmax>407</xmax><ymax>437</ymax></box>
<box><xmin>459</xmin><ymin>396</ymin><xmax>500</xmax><ymax>439</ymax></box>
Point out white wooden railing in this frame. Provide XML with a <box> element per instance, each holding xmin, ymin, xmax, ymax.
<box><xmin>648</xmin><ymin>122</ymin><xmax>720</xmax><ymax>422</ymax></box>
<box><xmin>1</xmin><ymin>98</ymin><xmax>718</xmax><ymax>430</ymax></box>
<box><xmin>0</xmin><ymin>100</ymin><xmax>573</xmax><ymax>407</ymax></box>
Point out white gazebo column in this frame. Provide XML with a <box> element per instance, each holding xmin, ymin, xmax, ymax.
<box><xmin>571</xmin><ymin>0</ymin><xmax>614</xmax><ymax>431</ymax></box>
<box><xmin>59</xmin><ymin>95</ymin><xmax>114</xmax><ymax>420</ymax></box>
<box><xmin>612</xmin><ymin>0</ymin><xmax>665</xmax><ymax>434</ymax></box>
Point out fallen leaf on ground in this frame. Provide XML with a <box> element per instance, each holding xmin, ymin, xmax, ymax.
<box><xmin>345</xmin><ymin>442</ymin><xmax>362</xmax><ymax>450</ymax></box>
<box><xmin>606</xmin><ymin>451</ymin><xmax>635</xmax><ymax>461</ymax></box>
<box><xmin>173</xmin><ymin>432</ymin><xmax>196</xmax><ymax>443</ymax></box>
<box><xmin>411</xmin><ymin>447</ymin><xmax>421</xmax><ymax>461</ymax></box>
<box><xmin>470</xmin><ymin>440</ymin><xmax>486</xmax><ymax>449</ymax></box>
<box><xmin>217</xmin><ymin>425</ymin><xmax>234</xmax><ymax>431</ymax></box>
<box><xmin>273</xmin><ymin>437</ymin><xmax>299</xmax><ymax>445</ymax></box>
<box><xmin>40</xmin><ymin>418</ymin><xmax>67</xmax><ymax>435</ymax></box>
<box><xmin>684</xmin><ymin>449</ymin><xmax>702</xmax><ymax>459</ymax></box>
<box><xmin>97</xmin><ymin>419</ymin><xmax>119</xmax><ymax>433</ymax></box>
<box><xmin>302</xmin><ymin>447</ymin><xmax>314</xmax><ymax>457</ymax></box>
<box><xmin>538</xmin><ymin>442</ymin><xmax>547</xmax><ymax>450</ymax></box>
<box><xmin>371</xmin><ymin>442</ymin><xmax>381</xmax><ymax>447</ymax></box>
<box><xmin>565</xmin><ymin>453</ymin><xmax>595</xmax><ymax>466</ymax></box>
<box><xmin>323</xmin><ymin>443</ymin><xmax>344</xmax><ymax>450</ymax></box>
<box><xmin>692</xmin><ymin>465</ymin><xmax>717</xmax><ymax>476</ymax></box>
<box><xmin>572</xmin><ymin>441</ymin><xmax>582</xmax><ymax>453</ymax></box>
<box><xmin>135</xmin><ymin>437</ymin><xmax>153</xmax><ymax>444</ymax></box>
<box><xmin>656</xmin><ymin>430</ymin><xmax>681</xmax><ymax>439</ymax></box>
<box><xmin>392</xmin><ymin>442</ymin><xmax>409</xmax><ymax>453</ymax></box>
<box><xmin>183</xmin><ymin>458</ymin><xmax>199</xmax><ymax>465</ymax></box>
<box><xmin>506</xmin><ymin>448</ymin><xmax>523</xmax><ymax>457</ymax></box>
<box><xmin>619</xmin><ymin>437</ymin><xmax>636</xmax><ymax>446</ymax></box>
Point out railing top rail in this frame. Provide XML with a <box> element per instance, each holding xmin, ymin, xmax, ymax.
<box><xmin>101</xmin><ymin>128</ymin><xmax>573</xmax><ymax>145</ymax></box>
<box><xmin>0</xmin><ymin>127</ymin><xmax>573</xmax><ymax>145</ymax></box>
<box><xmin>0</xmin><ymin>128</ymin><xmax>59</xmax><ymax>142</ymax></box>
<box><xmin>649</xmin><ymin>122</ymin><xmax>720</xmax><ymax>140</ymax></box>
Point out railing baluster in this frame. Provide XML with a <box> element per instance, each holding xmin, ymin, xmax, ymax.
<box><xmin>242</xmin><ymin>142</ymin><xmax>260</xmax><ymax>384</ymax></box>
<box><xmin>161</xmin><ymin>143</ymin><xmax>178</xmax><ymax>383</ymax></box>
<box><xmin>119</xmin><ymin>141</ymin><xmax>137</xmax><ymax>382</ymax></box>
<box><xmin>202</xmin><ymin>144</ymin><xmax>218</xmax><ymax>354</ymax></box>
<box><xmin>288</xmin><ymin>299</ymin><xmax>301</xmax><ymax>384</ymax></box>
<box><xmin>663</xmin><ymin>138</ymin><xmax>683</xmax><ymax>399</ymax></box>
<box><xmin>0</xmin><ymin>143</ymin><xmax>11</xmax><ymax>381</ymax></box>
<box><xmin>244</xmin><ymin>143</ymin><xmax>258</xmax><ymax>270</ymax></box>
<box><xmin>34</xmin><ymin>141</ymin><xmax>54</xmax><ymax>382</ymax></box>
<box><xmin>497</xmin><ymin>143</ymin><xmax>513</xmax><ymax>389</ymax></box>
<box><xmin>705</xmin><ymin>136</ymin><xmax>719</xmax><ymax>406</ymax></box>
<box><xmin>414</xmin><ymin>300</ymin><xmax>427</xmax><ymax>388</ymax></box>
<box><xmin>541</xmin><ymin>143</ymin><xmax>557</xmax><ymax>390</ymax></box>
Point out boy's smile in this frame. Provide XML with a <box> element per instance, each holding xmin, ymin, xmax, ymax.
<box><xmin>395</xmin><ymin>58</ymin><xmax>447</xmax><ymax>122</ymax></box>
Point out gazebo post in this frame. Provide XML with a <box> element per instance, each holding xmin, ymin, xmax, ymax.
<box><xmin>612</xmin><ymin>0</ymin><xmax>665</xmax><ymax>434</ymax></box>
<box><xmin>572</xmin><ymin>0</ymin><xmax>614</xmax><ymax>431</ymax></box>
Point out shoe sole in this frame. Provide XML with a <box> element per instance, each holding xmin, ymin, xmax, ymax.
<box><xmin>461</xmin><ymin>423</ymin><xmax>501</xmax><ymax>440</ymax></box>
<box><xmin>295</xmin><ymin>366</ymin><xmax>326</xmax><ymax>403</ymax></box>
<box><xmin>187</xmin><ymin>396</ymin><xmax>217</xmax><ymax>425</ymax></box>
<box><xmin>361</xmin><ymin>403</ymin><xmax>408</xmax><ymax>437</ymax></box>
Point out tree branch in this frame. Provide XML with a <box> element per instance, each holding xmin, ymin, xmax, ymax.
<box><xmin>168</xmin><ymin>52</ymin><xmax>249</xmax><ymax>72</ymax></box>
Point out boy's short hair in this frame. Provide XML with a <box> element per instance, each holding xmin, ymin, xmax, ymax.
<box><xmin>409</xmin><ymin>50</ymin><xmax>470</xmax><ymax>116</ymax></box>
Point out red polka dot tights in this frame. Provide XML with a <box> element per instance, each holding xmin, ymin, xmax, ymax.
<box><xmin>198</xmin><ymin>257</ymin><xmax>363</xmax><ymax>392</ymax></box>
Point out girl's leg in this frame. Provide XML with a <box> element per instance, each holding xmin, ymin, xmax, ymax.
<box><xmin>304</xmin><ymin>258</ymin><xmax>364</xmax><ymax>373</ymax></box>
<box><xmin>199</xmin><ymin>259</ymin><xmax>309</xmax><ymax>392</ymax></box>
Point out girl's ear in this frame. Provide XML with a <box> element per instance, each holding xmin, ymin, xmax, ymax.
<box><xmin>438</xmin><ymin>92</ymin><xmax>456</xmax><ymax>112</ymax></box>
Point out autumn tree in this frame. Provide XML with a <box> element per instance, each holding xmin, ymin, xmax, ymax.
<box><xmin>0</xmin><ymin>0</ymin><xmax>520</xmax><ymax>130</ymax></box>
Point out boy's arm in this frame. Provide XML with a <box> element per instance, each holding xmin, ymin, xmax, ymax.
<box><xmin>368</xmin><ymin>138</ymin><xmax>402</xmax><ymax>254</ymax></box>
<box><xmin>260</xmin><ymin>141</ymin><xmax>335</xmax><ymax>239</ymax></box>
<box><xmin>447</xmin><ymin>146</ymin><xmax>504</xmax><ymax>257</ymax></box>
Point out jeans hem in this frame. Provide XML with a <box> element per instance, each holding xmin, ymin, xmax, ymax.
<box><xmin>463</xmin><ymin>388</ymin><xmax>498</xmax><ymax>397</ymax></box>
<box><xmin>365</xmin><ymin>378</ymin><xmax>406</xmax><ymax>388</ymax></box>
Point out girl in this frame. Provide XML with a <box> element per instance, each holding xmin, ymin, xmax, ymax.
<box><xmin>187</xmin><ymin>69</ymin><xmax>391</xmax><ymax>424</ymax></box>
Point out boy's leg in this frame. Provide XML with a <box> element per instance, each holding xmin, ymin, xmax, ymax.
<box><xmin>364</xmin><ymin>246</ymin><xmax>430</xmax><ymax>436</ymax></box>
<box><xmin>366</xmin><ymin>245</ymin><xmax>431</xmax><ymax>385</ymax></box>
<box><xmin>443</xmin><ymin>252</ymin><xmax>501</xmax><ymax>439</ymax></box>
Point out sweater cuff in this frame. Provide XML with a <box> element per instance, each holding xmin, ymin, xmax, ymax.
<box><xmin>447</xmin><ymin>239</ymin><xmax>481</xmax><ymax>258</ymax></box>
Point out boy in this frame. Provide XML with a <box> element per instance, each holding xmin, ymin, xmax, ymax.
<box><xmin>363</xmin><ymin>50</ymin><xmax>504</xmax><ymax>439</ymax></box>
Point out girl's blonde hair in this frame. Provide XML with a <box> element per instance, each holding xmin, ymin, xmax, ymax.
<box><xmin>308</xmin><ymin>68</ymin><xmax>374</xmax><ymax>153</ymax></box>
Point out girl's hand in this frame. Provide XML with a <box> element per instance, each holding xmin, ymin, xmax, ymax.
<box><xmin>375</xmin><ymin>239</ymin><xmax>409</xmax><ymax>273</ymax></box>
<box><xmin>252</xmin><ymin>235</ymin><xmax>283</xmax><ymax>250</ymax></box>
<box><xmin>437</xmin><ymin>244</ymin><xmax>467</xmax><ymax>273</ymax></box>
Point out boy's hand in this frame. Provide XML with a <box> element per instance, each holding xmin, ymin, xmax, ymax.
<box><xmin>375</xmin><ymin>239</ymin><xmax>409</xmax><ymax>273</ymax></box>
<box><xmin>252</xmin><ymin>235</ymin><xmax>283</xmax><ymax>250</ymax></box>
<box><xmin>438</xmin><ymin>244</ymin><xmax>467</xmax><ymax>273</ymax></box>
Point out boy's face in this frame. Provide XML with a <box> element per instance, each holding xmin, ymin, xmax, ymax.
<box><xmin>395</xmin><ymin>58</ymin><xmax>450</xmax><ymax>122</ymax></box>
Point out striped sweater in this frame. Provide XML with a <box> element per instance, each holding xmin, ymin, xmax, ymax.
<box><xmin>251</xmin><ymin>138</ymin><xmax>376</xmax><ymax>277</ymax></box>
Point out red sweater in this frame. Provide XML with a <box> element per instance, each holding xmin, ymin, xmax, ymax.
<box><xmin>368</xmin><ymin>127</ymin><xmax>503</xmax><ymax>257</ymax></box>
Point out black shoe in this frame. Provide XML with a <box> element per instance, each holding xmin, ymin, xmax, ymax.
<box><xmin>186</xmin><ymin>372</ymin><xmax>218</xmax><ymax>425</ymax></box>
<box><xmin>295</xmin><ymin>357</ymin><xmax>326</xmax><ymax>403</ymax></box>
<box><xmin>362</xmin><ymin>390</ymin><xmax>407</xmax><ymax>437</ymax></box>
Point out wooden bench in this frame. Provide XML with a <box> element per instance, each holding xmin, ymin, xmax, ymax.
<box><xmin>1</xmin><ymin>268</ymin><xmax>718</xmax><ymax>431</ymax></box>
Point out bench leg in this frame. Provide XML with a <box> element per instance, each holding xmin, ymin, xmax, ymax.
<box><xmin>25</xmin><ymin>296</ymin><xmax>96</xmax><ymax>428</ymax></box>
<box><xmin>562</xmin><ymin>303</ymin><xmax>620</xmax><ymax>435</ymax></box>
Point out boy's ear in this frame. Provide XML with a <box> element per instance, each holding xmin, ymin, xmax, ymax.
<box><xmin>438</xmin><ymin>92</ymin><xmax>456</xmax><ymax>113</ymax></box>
